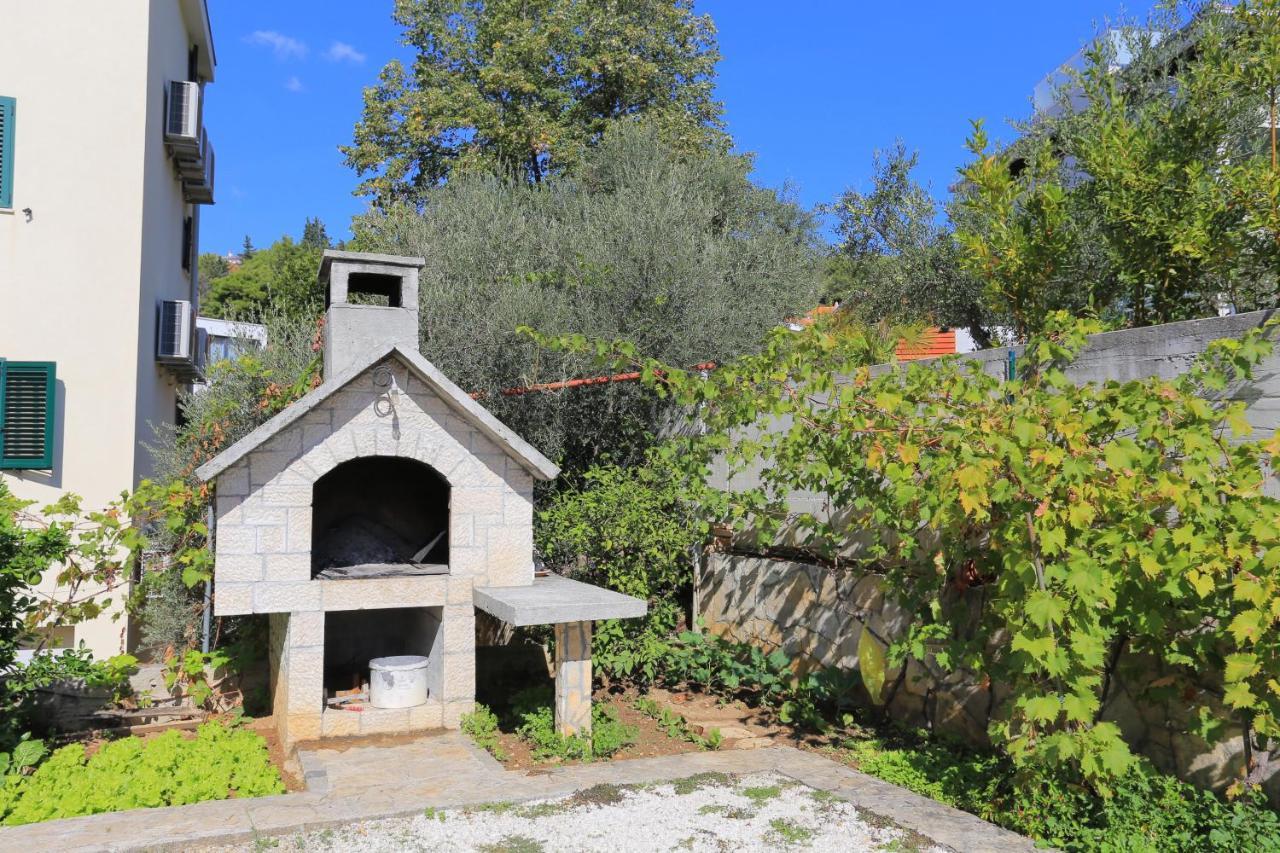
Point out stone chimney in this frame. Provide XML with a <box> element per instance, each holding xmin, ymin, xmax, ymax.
<box><xmin>319</xmin><ymin>250</ymin><xmax>424</xmax><ymax>377</ymax></box>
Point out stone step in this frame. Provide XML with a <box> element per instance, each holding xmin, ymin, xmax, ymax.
<box><xmin>732</xmin><ymin>737</ymin><xmax>773</xmax><ymax>750</ymax></box>
<box><xmin>689</xmin><ymin>723</ymin><xmax>756</xmax><ymax>741</ymax></box>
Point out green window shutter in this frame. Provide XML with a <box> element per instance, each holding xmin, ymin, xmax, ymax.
<box><xmin>0</xmin><ymin>97</ymin><xmax>14</xmax><ymax>209</ymax></box>
<box><xmin>0</xmin><ymin>360</ymin><xmax>56</xmax><ymax>470</ymax></box>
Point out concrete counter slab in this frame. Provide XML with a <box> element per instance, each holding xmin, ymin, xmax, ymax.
<box><xmin>474</xmin><ymin>575</ymin><xmax>646</xmax><ymax>626</ymax></box>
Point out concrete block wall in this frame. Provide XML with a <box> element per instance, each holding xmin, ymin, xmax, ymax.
<box><xmin>213</xmin><ymin>355</ymin><xmax>536</xmax><ymax>743</ymax></box>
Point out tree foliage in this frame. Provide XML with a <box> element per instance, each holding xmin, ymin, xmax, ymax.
<box><xmin>202</xmin><ymin>235</ymin><xmax>326</xmax><ymax>320</ymax></box>
<box><xmin>825</xmin><ymin>144</ymin><xmax>989</xmax><ymax>341</ymax></box>
<box><xmin>351</xmin><ymin>122</ymin><xmax>822</xmax><ymax>470</ymax></box>
<box><xmin>956</xmin><ymin>1</ymin><xmax>1280</xmax><ymax>335</ymax></box>
<box><xmin>539</xmin><ymin>313</ymin><xmax>1280</xmax><ymax>790</ymax></box>
<box><xmin>344</xmin><ymin>0</ymin><xmax>727</xmax><ymax>205</ymax></box>
<box><xmin>537</xmin><ymin>461</ymin><xmax>699</xmax><ymax>681</ymax></box>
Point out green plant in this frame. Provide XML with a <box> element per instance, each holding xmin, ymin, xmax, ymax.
<box><xmin>461</xmin><ymin>704</ymin><xmax>510</xmax><ymax>762</ymax></box>
<box><xmin>828</xmin><ymin>726</ymin><xmax>1280</xmax><ymax>852</ymax></box>
<box><xmin>510</xmin><ymin>688</ymin><xmax>636</xmax><ymax>762</ymax></box>
<box><xmin>538</xmin><ymin>461</ymin><xmax>701</xmax><ymax>683</ymax></box>
<box><xmin>161</xmin><ymin>648</ymin><xmax>231</xmax><ymax>709</ymax></box>
<box><xmin>658</xmin><ymin>631</ymin><xmax>860</xmax><ymax>730</ymax></box>
<box><xmin>541</xmin><ymin>312</ymin><xmax>1280</xmax><ymax>789</ymax></box>
<box><xmin>768</xmin><ymin>817</ymin><xmax>813</xmax><ymax>844</ymax></box>
<box><xmin>10</xmin><ymin>647</ymin><xmax>138</xmax><ymax>705</ymax></box>
<box><xmin>0</xmin><ymin>721</ymin><xmax>283</xmax><ymax>826</ymax></box>
<box><xmin>0</xmin><ymin>737</ymin><xmax>46</xmax><ymax>779</ymax></box>
<box><xmin>632</xmin><ymin>696</ymin><xmax>720</xmax><ymax>750</ymax></box>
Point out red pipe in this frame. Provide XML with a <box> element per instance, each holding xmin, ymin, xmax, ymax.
<box><xmin>470</xmin><ymin>362</ymin><xmax>717</xmax><ymax>400</ymax></box>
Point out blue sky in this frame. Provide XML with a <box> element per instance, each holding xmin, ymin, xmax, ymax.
<box><xmin>202</xmin><ymin>1</ymin><xmax>1154</xmax><ymax>256</ymax></box>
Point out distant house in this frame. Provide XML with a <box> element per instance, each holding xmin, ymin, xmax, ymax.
<box><xmin>194</xmin><ymin>316</ymin><xmax>267</xmax><ymax>390</ymax></box>
<box><xmin>783</xmin><ymin>304</ymin><xmax>976</xmax><ymax>359</ymax></box>
<box><xmin>0</xmin><ymin>0</ymin><xmax>216</xmax><ymax>656</ymax></box>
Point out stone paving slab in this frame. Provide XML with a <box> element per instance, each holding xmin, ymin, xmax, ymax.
<box><xmin>0</xmin><ymin>732</ymin><xmax>1037</xmax><ymax>852</ymax></box>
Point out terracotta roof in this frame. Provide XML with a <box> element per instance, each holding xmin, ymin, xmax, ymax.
<box><xmin>896</xmin><ymin>328</ymin><xmax>957</xmax><ymax>361</ymax></box>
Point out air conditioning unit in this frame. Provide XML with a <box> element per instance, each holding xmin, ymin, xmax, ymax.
<box><xmin>164</xmin><ymin>81</ymin><xmax>200</xmax><ymax>150</ymax></box>
<box><xmin>183</xmin><ymin>129</ymin><xmax>215</xmax><ymax>204</ymax></box>
<box><xmin>157</xmin><ymin>300</ymin><xmax>194</xmax><ymax>362</ymax></box>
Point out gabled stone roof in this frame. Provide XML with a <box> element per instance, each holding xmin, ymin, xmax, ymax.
<box><xmin>194</xmin><ymin>344</ymin><xmax>559</xmax><ymax>482</ymax></box>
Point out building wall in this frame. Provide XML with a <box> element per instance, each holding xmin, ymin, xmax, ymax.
<box><xmin>213</xmin><ymin>355</ymin><xmax>537</xmax><ymax>743</ymax></box>
<box><xmin>0</xmin><ymin>0</ymin><xmax>210</xmax><ymax>656</ymax></box>
<box><xmin>135</xmin><ymin>0</ymin><xmax>208</xmax><ymax>484</ymax></box>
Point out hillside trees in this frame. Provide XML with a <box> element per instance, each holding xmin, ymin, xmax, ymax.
<box><xmin>202</xmin><ymin>223</ymin><xmax>331</xmax><ymax>320</ymax></box>
<box><xmin>343</xmin><ymin>0</ymin><xmax>726</xmax><ymax>205</ymax></box>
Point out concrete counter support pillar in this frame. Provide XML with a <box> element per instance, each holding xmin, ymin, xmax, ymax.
<box><xmin>553</xmin><ymin>621</ymin><xmax>593</xmax><ymax>736</ymax></box>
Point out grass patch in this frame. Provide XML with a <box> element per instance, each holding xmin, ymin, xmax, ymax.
<box><xmin>740</xmin><ymin>784</ymin><xmax>783</xmax><ymax>804</ymax></box>
<box><xmin>768</xmin><ymin>817</ymin><xmax>814</xmax><ymax>844</ymax></box>
<box><xmin>477</xmin><ymin>836</ymin><xmax>544</xmax><ymax>853</ymax></box>
<box><xmin>569</xmin><ymin>783</ymin><xmax>626</xmax><ymax>807</ymax></box>
<box><xmin>465</xmin><ymin>800</ymin><xmax>518</xmax><ymax>816</ymax></box>
<box><xmin>670</xmin><ymin>771</ymin><xmax>733</xmax><ymax>794</ymax></box>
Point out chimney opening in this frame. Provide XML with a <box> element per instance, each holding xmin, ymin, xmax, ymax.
<box><xmin>346</xmin><ymin>272</ymin><xmax>403</xmax><ymax>308</ymax></box>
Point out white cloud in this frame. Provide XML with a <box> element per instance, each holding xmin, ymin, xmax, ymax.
<box><xmin>245</xmin><ymin>30</ymin><xmax>307</xmax><ymax>61</ymax></box>
<box><xmin>325</xmin><ymin>41</ymin><xmax>366</xmax><ymax>64</ymax></box>
<box><xmin>284</xmin><ymin>76</ymin><xmax>305</xmax><ymax>93</ymax></box>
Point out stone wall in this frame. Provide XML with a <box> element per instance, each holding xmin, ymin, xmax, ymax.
<box><xmin>699</xmin><ymin>553</ymin><xmax>1276</xmax><ymax>800</ymax></box>
<box><xmin>700</xmin><ymin>311</ymin><xmax>1280</xmax><ymax>801</ymax></box>
<box><xmin>212</xmin><ymin>354</ymin><xmax>536</xmax><ymax>744</ymax></box>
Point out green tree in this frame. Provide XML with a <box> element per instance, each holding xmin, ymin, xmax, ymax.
<box><xmin>825</xmin><ymin>143</ymin><xmax>991</xmax><ymax>343</ymax></box>
<box><xmin>350</xmin><ymin>122</ymin><xmax>821</xmax><ymax>470</ymax></box>
<box><xmin>196</xmin><ymin>253</ymin><xmax>230</xmax><ymax>306</ymax></box>
<box><xmin>300</xmin><ymin>217</ymin><xmax>330</xmax><ymax>250</ymax></box>
<box><xmin>240</xmin><ymin>235</ymin><xmax>256</xmax><ymax>260</ymax></box>
<box><xmin>343</xmin><ymin>0</ymin><xmax>727</xmax><ymax>205</ymax></box>
<box><xmin>956</xmin><ymin>1</ymin><xmax>1280</xmax><ymax>334</ymax></box>
<box><xmin>203</xmin><ymin>236</ymin><xmax>325</xmax><ymax>320</ymax></box>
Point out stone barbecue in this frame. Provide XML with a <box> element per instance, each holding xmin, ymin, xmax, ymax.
<box><xmin>196</xmin><ymin>251</ymin><xmax>645</xmax><ymax>747</ymax></box>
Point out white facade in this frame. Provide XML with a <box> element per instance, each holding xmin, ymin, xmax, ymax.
<box><xmin>0</xmin><ymin>1</ymin><xmax>216</xmax><ymax>656</ymax></box>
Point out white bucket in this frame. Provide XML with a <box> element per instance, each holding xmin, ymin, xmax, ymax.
<box><xmin>369</xmin><ymin>655</ymin><xmax>430</xmax><ymax>709</ymax></box>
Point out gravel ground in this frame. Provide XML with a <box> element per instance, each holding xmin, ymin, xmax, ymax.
<box><xmin>238</xmin><ymin>772</ymin><xmax>945</xmax><ymax>852</ymax></box>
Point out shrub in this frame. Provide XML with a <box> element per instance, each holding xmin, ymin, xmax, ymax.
<box><xmin>0</xmin><ymin>721</ymin><xmax>284</xmax><ymax>825</ymax></box>
<box><xmin>537</xmin><ymin>461</ymin><xmax>700</xmax><ymax>683</ymax></box>
<box><xmin>9</xmin><ymin>647</ymin><xmax>138</xmax><ymax>731</ymax></box>
<box><xmin>461</xmin><ymin>704</ymin><xmax>509</xmax><ymax>762</ymax></box>
<box><xmin>660</xmin><ymin>630</ymin><xmax>861</xmax><ymax>728</ymax></box>
<box><xmin>546</xmin><ymin>312</ymin><xmax>1280</xmax><ymax>787</ymax></box>
<box><xmin>510</xmin><ymin>688</ymin><xmax>636</xmax><ymax>761</ymax></box>
<box><xmin>834</xmin><ymin>728</ymin><xmax>1280</xmax><ymax>852</ymax></box>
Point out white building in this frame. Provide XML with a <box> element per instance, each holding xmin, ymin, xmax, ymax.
<box><xmin>0</xmin><ymin>1</ymin><xmax>216</xmax><ymax>656</ymax></box>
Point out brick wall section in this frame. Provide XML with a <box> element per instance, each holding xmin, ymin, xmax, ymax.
<box><xmin>213</xmin><ymin>356</ymin><xmax>536</xmax><ymax>742</ymax></box>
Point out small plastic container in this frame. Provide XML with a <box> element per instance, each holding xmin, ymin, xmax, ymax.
<box><xmin>368</xmin><ymin>655</ymin><xmax>430</xmax><ymax>708</ymax></box>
